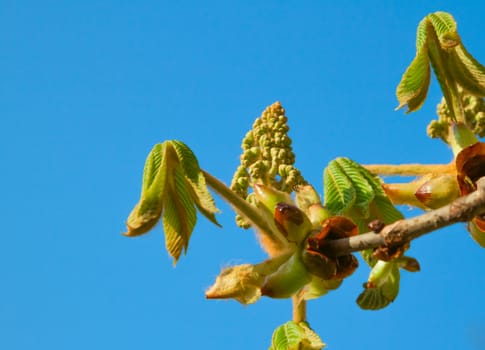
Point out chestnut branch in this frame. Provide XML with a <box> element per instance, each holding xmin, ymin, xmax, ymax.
<box><xmin>323</xmin><ymin>177</ymin><xmax>485</xmax><ymax>257</ymax></box>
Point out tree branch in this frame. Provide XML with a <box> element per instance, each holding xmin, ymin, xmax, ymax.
<box><xmin>363</xmin><ymin>163</ymin><xmax>453</xmax><ymax>176</ymax></box>
<box><xmin>323</xmin><ymin>177</ymin><xmax>485</xmax><ymax>257</ymax></box>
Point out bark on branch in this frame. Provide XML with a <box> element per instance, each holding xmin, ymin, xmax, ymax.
<box><xmin>323</xmin><ymin>177</ymin><xmax>485</xmax><ymax>257</ymax></box>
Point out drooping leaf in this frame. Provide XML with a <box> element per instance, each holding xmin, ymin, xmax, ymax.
<box><xmin>171</xmin><ymin>140</ymin><xmax>221</xmax><ymax>226</ymax></box>
<box><xmin>415</xmin><ymin>18</ymin><xmax>428</xmax><ymax>51</ymax></box>
<box><xmin>357</xmin><ymin>262</ymin><xmax>400</xmax><ymax>310</ymax></box>
<box><xmin>427</xmin><ymin>12</ymin><xmax>458</xmax><ymax>47</ymax></box>
<box><xmin>125</xmin><ymin>144</ymin><xmax>168</xmax><ymax>236</ymax></box>
<box><xmin>449</xmin><ymin>45</ymin><xmax>485</xmax><ymax>97</ymax></box>
<box><xmin>124</xmin><ymin>140</ymin><xmax>221</xmax><ymax>264</ymax></box>
<box><xmin>163</xmin><ymin>166</ymin><xmax>197</xmax><ymax>263</ymax></box>
<box><xmin>396</xmin><ymin>48</ymin><xmax>431</xmax><ymax>113</ymax></box>
<box><xmin>270</xmin><ymin>321</ymin><xmax>325</xmax><ymax>350</ymax></box>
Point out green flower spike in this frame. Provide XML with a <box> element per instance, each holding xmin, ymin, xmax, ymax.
<box><xmin>230</xmin><ymin>102</ymin><xmax>306</xmax><ymax>228</ymax></box>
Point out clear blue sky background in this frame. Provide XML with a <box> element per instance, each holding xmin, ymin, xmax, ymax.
<box><xmin>3</xmin><ymin>1</ymin><xmax>485</xmax><ymax>349</ymax></box>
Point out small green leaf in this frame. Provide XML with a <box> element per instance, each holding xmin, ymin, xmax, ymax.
<box><xmin>396</xmin><ymin>48</ymin><xmax>431</xmax><ymax>113</ymax></box>
<box><xmin>335</xmin><ymin>158</ymin><xmax>374</xmax><ymax>217</ymax></box>
<box><xmin>357</xmin><ymin>262</ymin><xmax>400</xmax><ymax>310</ymax></box>
<box><xmin>270</xmin><ymin>321</ymin><xmax>325</xmax><ymax>350</ymax></box>
<box><xmin>171</xmin><ymin>140</ymin><xmax>221</xmax><ymax>226</ymax></box>
<box><xmin>324</xmin><ymin>158</ymin><xmax>402</xmax><ymax>225</ymax></box>
<box><xmin>163</xmin><ymin>166</ymin><xmax>197</xmax><ymax>263</ymax></box>
<box><xmin>125</xmin><ymin>144</ymin><xmax>168</xmax><ymax>236</ymax></box>
<box><xmin>323</xmin><ymin>160</ymin><xmax>355</xmax><ymax>214</ymax></box>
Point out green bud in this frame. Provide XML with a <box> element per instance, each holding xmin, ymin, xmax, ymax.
<box><xmin>253</xmin><ymin>183</ymin><xmax>294</xmax><ymax>212</ymax></box>
<box><xmin>414</xmin><ymin>174</ymin><xmax>460</xmax><ymax>209</ymax></box>
<box><xmin>261</xmin><ymin>252</ymin><xmax>312</xmax><ymax>299</ymax></box>
<box><xmin>306</xmin><ymin>204</ymin><xmax>331</xmax><ymax>229</ymax></box>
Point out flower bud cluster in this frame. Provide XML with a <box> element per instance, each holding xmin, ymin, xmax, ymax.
<box><xmin>230</xmin><ymin>102</ymin><xmax>306</xmax><ymax>228</ymax></box>
<box><xmin>428</xmin><ymin>92</ymin><xmax>485</xmax><ymax>141</ymax></box>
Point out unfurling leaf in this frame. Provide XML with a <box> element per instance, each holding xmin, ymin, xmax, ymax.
<box><xmin>324</xmin><ymin>157</ymin><xmax>403</xmax><ymax>232</ymax></box>
<box><xmin>270</xmin><ymin>321</ymin><xmax>325</xmax><ymax>350</ymax></box>
<box><xmin>124</xmin><ymin>140</ymin><xmax>220</xmax><ymax>264</ymax></box>
<box><xmin>357</xmin><ymin>261</ymin><xmax>400</xmax><ymax>310</ymax></box>
<box><xmin>397</xmin><ymin>11</ymin><xmax>485</xmax><ymax>118</ymax></box>
<box><xmin>396</xmin><ymin>48</ymin><xmax>431</xmax><ymax>113</ymax></box>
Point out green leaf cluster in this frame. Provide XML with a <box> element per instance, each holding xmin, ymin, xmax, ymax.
<box><xmin>124</xmin><ymin>140</ymin><xmax>220</xmax><ymax>264</ymax></box>
<box><xmin>324</xmin><ymin>157</ymin><xmax>403</xmax><ymax>232</ymax></box>
<box><xmin>397</xmin><ymin>11</ymin><xmax>485</xmax><ymax>119</ymax></box>
<box><xmin>323</xmin><ymin>157</ymin><xmax>419</xmax><ymax>310</ymax></box>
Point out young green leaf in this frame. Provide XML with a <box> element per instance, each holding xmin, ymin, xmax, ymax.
<box><xmin>427</xmin><ymin>12</ymin><xmax>458</xmax><ymax>47</ymax></box>
<box><xmin>125</xmin><ymin>143</ymin><xmax>168</xmax><ymax>236</ymax></box>
<box><xmin>324</xmin><ymin>158</ymin><xmax>402</xmax><ymax>225</ymax></box>
<box><xmin>124</xmin><ymin>140</ymin><xmax>221</xmax><ymax>264</ymax></box>
<box><xmin>449</xmin><ymin>45</ymin><xmax>485</xmax><ymax>97</ymax></box>
<box><xmin>323</xmin><ymin>160</ymin><xmax>356</xmax><ymax>214</ymax></box>
<box><xmin>269</xmin><ymin>321</ymin><xmax>325</xmax><ymax>350</ymax></box>
<box><xmin>356</xmin><ymin>262</ymin><xmax>400</xmax><ymax>310</ymax></box>
<box><xmin>163</xmin><ymin>166</ymin><xmax>197</xmax><ymax>263</ymax></box>
<box><xmin>171</xmin><ymin>140</ymin><xmax>221</xmax><ymax>226</ymax></box>
<box><xmin>396</xmin><ymin>48</ymin><xmax>431</xmax><ymax>113</ymax></box>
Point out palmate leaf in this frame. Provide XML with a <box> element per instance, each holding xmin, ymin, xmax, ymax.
<box><xmin>269</xmin><ymin>321</ymin><xmax>325</xmax><ymax>350</ymax></box>
<box><xmin>324</xmin><ymin>158</ymin><xmax>401</xmax><ymax>224</ymax></box>
<box><xmin>124</xmin><ymin>140</ymin><xmax>220</xmax><ymax>264</ymax></box>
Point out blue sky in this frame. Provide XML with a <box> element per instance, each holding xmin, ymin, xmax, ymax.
<box><xmin>3</xmin><ymin>1</ymin><xmax>485</xmax><ymax>349</ymax></box>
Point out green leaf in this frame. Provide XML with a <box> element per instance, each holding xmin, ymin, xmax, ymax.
<box><xmin>323</xmin><ymin>160</ymin><xmax>355</xmax><ymax>214</ymax></box>
<box><xmin>163</xmin><ymin>166</ymin><xmax>197</xmax><ymax>263</ymax></box>
<box><xmin>396</xmin><ymin>47</ymin><xmax>431</xmax><ymax>113</ymax></box>
<box><xmin>324</xmin><ymin>158</ymin><xmax>402</xmax><ymax>224</ymax></box>
<box><xmin>335</xmin><ymin>158</ymin><xmax>374</xmax><ymax>217</ymax></box>
<box><xmin>171</xmin><ymin>140</ymin><xmax>221</xmax><ymax>226</ymax></box>
<box><xmin>125</xmin><ymin>144</ymin><xmax>168</xmax><ymax>236</ymax></box>
<box><xmin>356</xmin><ymin>262</ymin><xmax>400</xmax><ymax>310</ymax></box>
<box><xmin>449</xmin><ymin>45</ymin><xmax>485</xmax><ymax>97</ymax></box>
<box><xmin>124</xmin><ymin>140</ymin><xmax>221</xmax><ymax>264</ymax></box>
<box><xmin>415</xmin><ymin>17</ymin><xmax>428</xmax><ymax>51</ymax></box>
<box><xmin>270</xmin><ymin>321</ymin><xmax>325</xmax><ymax>350</ymax></box>
<box><xmin>427</xmin><ymin>12</ymin><xmax>458</xmax><ymax>47</ymax></box>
